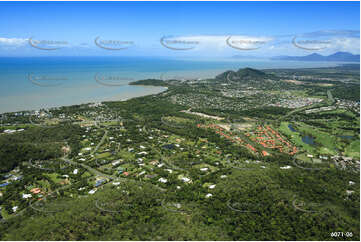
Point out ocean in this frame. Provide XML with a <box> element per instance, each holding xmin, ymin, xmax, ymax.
<box><xmin>0</xmin><ymin>56</ymin><xmax>344</xmax><ymax>113</ymax></box>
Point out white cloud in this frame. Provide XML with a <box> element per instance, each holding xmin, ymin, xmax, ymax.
<box><xmin>329</xmin><ymin>37</ymin><xmax>360</xmax><ymax>54</ymax></box>
<box><xmin>0</xmin><ymin>37</ymin><xmax>28</xmax><ymax>46</ymax></box>
<box><xmin>0</xmin><ymin>30</ymin><xmax>358</xmax><ymax>57</ymax></box>
<box><xmin>162</xmin><ymin>35</ymin><xmax>273</xmax><ymax>52</ymax></box>
<box><xmin>287</xmin><ymin>30</ymin><xmax>360</xmax><ymax>55</ymax></box>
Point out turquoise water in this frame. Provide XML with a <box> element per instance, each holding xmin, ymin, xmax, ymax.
<box><xmin>0</xmin><ymin>56</ymin><xmax>343</xmax><ymax>113</ymax></box>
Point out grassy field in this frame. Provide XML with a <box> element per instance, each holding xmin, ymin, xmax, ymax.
<box><xmin>0</xmin><ymin>207</ymin><xmax>10</xmax><ymax>219</ymax></box>
<box><xmin>279</xmin><ymin>121</ymin><xmax>342</xmax><ymax>156</ymax></box>
<box><xmin>102</xmin><ymin>121</ymin><xmax>121</xmax><ymax>126</ymax></box>
<box><xmin>95</xmin><ymin>152</ymin><xmax>111</xmax><ymax>159</ymax></box>
<box><xmin>278</xmin><ymin>122</ymin><xmax>315</xmax><ymax>154</ymax></box>
<box><xmin>81</xmin><ymin>171</ymin><xmax>92</xmax><ymax>178</ymax></box>
<box><xmin>0</xmin><ymin>124</ymin><xmax>36</xmax><ymax>132</ymax></box>
<box><xmin>45</xmin><ymin>173</ymin><xmax>63</xmax><ymax>184</ymax></box>
<box><xmin>295</xmin><ymin>153</ymin><xmax>313</xmax><ymax>163</ymax></box>
<box><xmin>117</xmin><ymin>149</ymin><xmax>135</xmax><ymax>161</ymax></box>
<box><xmin>345</xmin><ymin>140</ymin><xmax>360</xmax><ymax>159</ymax></box>
<box><xmin>295</xmin><ymin>122</ymin><xmax>339</xmax><ymax>156</ymax></box>
<box><xmin>319</xmin><ymin>109</ymin><xmax>357</xmax><ymax>119</ymax></box>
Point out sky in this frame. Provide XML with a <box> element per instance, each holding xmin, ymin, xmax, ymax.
<box><xmin>0</xmin><ymin>1</ymin><xmax>359</xmax><ymax>58</ymax></box>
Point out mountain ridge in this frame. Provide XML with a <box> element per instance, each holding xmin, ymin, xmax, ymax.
<box><xmin>272</xmin><ymin>51</ymin><xmax>360</xmax><ymax>62</ymax></box>
<box><xmin>216</xmin><ymin>67</ymin><xmax>278</xmax><ymax>82</ymax></box>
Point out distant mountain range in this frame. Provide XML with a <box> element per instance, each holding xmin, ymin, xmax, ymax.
<box><xmin>231</xmin><ymin>52</ymin><xmax>360</xmax><ymax>62</ymax></box>
<box><xmin>231</xmin><ymin>55</ymin><xmax>265</xmax><ymax>60</ymax></box>
<box><xmin>272</xmin><ymin>52</ymin><xmax>360</xmax><ymax>62</ymax></box>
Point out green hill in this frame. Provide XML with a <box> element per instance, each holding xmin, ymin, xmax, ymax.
<box><xmin>216</xmin><ymin>67</ymin><xmax>278</xmax><ymax>82</ymax></box>
<box><xmin>129</xmin><ymin>79</ymin><xmax>168</xmax><ymax>86</ymax></box>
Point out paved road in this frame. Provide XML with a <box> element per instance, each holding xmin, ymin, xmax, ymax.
<box><xmin>64</xmin><ymin>158</ymin><xmax>117</xmax><ymax>180</ymax></box>
<box><xmin>279</xmin><ymin>102</ymin><xmax>327</xmax><ymax>121</ymax></box>
<box><xmin>279</xmin><ymin>90</ymin><xmax>337</xmax><ymax>122</ymax></box>
<box><xmin>292</xmin><ymin>196</ymin><xmax>319</xmax><ymax>213</ymax></box>
<box><xmin>2</xmin><ymin>123</ymin><xmax>166</xmax><ymax>223</ymax></box>
<box><xmin>28</xmin><ymin>115</ymin><xmax>43</xmax><ymax>126</ymax></box>
<box><xmin>327</xmin><ymin>90</ymin><xmax>335</xmax><ymax>103</ymax></box>
<box><xmin>161</xmin><ymin>156</ymin><xmax>185</xmax><ymax>171</ymax></box>
<box><xmin>1</xmin><ymin>170</ymin><xmax>79</xmax><ymax>222</ymax></box>
<box><xmin>91</xmin><ymin>129</ymin><xmax>108</xmax><ymax>155</ymax></box>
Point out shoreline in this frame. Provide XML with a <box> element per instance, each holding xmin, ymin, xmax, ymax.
<box><xmin>0</xmin><ymin>61</ymin><xmax>356</xmax><ymax>114</ymax></box>
<box><xmin>0</xmin><ymin>86</ymin><xmax>168</xmax><ymax>115</ymax></box>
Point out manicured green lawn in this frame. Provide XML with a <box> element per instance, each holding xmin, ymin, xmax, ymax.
<box><xmin>278</xmin><ymin>122</ymin><xmax>315</xmax><ymax>154</ymax></box>
<box><xmin>117</xmin><ymin>149</ymin><xmax>135</xmax><ymax>160</ymax></box>
<box><xmin>44</xmin><ymin>173</ymin><xmax>63</xmax><ymax>184</ymax></box>
<box><xmin>95</xmin><ymin>152</ymin><xmax>111</xmax><ymax>159</ymax></box>
<box><xmin>81</xmin><ymin>171</ymin><xmax>92</xmax><ymax>178</ymax></box>
<box><xmin>295</xmin><ymin>122</ymin><xmax>338</xmax><ymax>155</ymax></box>
<box><xmin>279</xmin><ymin>121</ymin><xmax>341</xmax><ymax>156</ymax></box>
<box><xmin>1</xmin><ymin>207</ymin><xmax>10</xmax><ymax>219</ymax></box>
<box><xmin>345</xmin><ymin>140</ymin><xmax>360</xmax><ymax>159</ymax></box>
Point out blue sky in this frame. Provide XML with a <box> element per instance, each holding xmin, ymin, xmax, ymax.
<box><xmin>0</xmin><ymin>1</ymin><xmax>359</xmax><ymax>57</ymax></box>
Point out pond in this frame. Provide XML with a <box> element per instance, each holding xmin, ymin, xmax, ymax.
<box><xmin>0</xmin><ymin>182</ymin><xmax>10</xmax><ymax>187</ymax></box>
<box><xmin>288</xmin><ymin>124</ymin><xmax>297</xmax><ymax>132</ymax></box>
<box><xmin>338</xmin><ymin>135</ymin><xmax>354</xmax><ymax>140</ymax></box>
<box><xmin>288</xmin><ymin>124</ymin><xmax>315</xmax><ymax>145</ymax></box>
<box><xmin>302</xmin><ymin>135</ymin><xmax>315</xmax><ymax>145</ymax></box>
<box><xmin>162</xmin><ymin>144</ymin><xmax>175</xmax><ymax>150</ymax></box>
